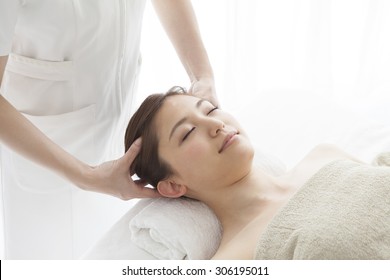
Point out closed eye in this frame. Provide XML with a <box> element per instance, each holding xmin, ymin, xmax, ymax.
<box><xmin>182</xmin><ymin>127</ymin><xmax>196</xmax><ymax>142</ymax></box>
<box><xmin>207</xmin><ymin>107</ymin><xmax>219</xmax><ymax>115</ymax></box>
<box><xmin>181</xmin><ymin>106</ymin><xmax>218</xmax><ymax>143</ymax></box>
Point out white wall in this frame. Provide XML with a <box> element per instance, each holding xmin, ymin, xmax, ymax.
<box><xmin>137</xmin><ymin>0</ymin><xmax>390</xmax><ymax>167</ymax></box>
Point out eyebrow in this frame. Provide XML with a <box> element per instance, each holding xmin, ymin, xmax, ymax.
<box><xmin>168</xmin><ymin>99</ymin><xmax>206</xmax><ymax>141</ymax></box>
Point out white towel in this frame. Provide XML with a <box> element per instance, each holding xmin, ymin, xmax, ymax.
<box><xmin>129</xmin><ymin>197</ymin><xmax>222</xmax><ymax>260</ymax></box>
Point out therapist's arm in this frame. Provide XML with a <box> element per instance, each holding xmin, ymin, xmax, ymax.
<box><xmin>0</xmin><ymin>55</ymin><xmax>160</xmax><ymax>200</ymax></box>
<box><xmin>152</xmin><ymin>0</ymin><xmax>219</xmax><ymax>106</ymax></box>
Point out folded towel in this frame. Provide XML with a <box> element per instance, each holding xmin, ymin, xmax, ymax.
<box><xmin>129</xmin><ymin>197</ymin><xmax>222</xmax><ymax>260</ymax></box>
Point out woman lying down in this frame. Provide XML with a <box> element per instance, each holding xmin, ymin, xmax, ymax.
<box><xmin>124</xmin><ymin>87</ymin><xmax>390</xmax><ymax>260</ymax></box>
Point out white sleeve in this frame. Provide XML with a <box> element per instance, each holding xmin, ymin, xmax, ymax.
<box><xmin>0</xmin><ymin>0</ymin><xmax>24</xmax><ymax>56</ymax></box>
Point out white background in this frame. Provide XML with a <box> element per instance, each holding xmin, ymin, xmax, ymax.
<box><xmin>137</xmin><ymin>0</ymin><xmax>390</xmax><ymax>168</ymax></box>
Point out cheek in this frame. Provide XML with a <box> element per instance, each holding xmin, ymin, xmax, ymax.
<box><xmin>168</xmin><ymin>141</ymin><xmax>211</xmax><ymax>177</ymax></box>
<box><xmin>180</xmin><ymin>141</ymin><xmax>209</xmax><ymax>166</ymax></box>
<box><xmin>185</xmin><ymin>142</ymin><xmax>207</xmax><ymax>157</ymax></box>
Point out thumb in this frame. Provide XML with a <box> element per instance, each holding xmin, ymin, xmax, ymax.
<box><xmin>123</xmin><ymin>138</ymin><xmax>142</xmax><ymax>166</ymax></box>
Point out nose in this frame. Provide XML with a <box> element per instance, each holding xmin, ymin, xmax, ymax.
<box><xmin>204</xmin><ymin>117</ymin><xmax>225</xmax><ymax>137</ymax></box>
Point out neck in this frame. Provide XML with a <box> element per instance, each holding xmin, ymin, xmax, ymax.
<box><xmin>201</xmin><ymin>166</ymin><xmax>289</xmax><ymax>230</ymax></box>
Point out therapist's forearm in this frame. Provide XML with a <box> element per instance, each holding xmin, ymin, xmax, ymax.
<box><xmin>0</xmin><ymin>55</ymin><xmax>87</xmax><ymax>187</ymax></box>
<box><xmin>1</xmin><ymin>56</ymin><xmax>153</xmax><ymax>200</ymax></box>
<box><xmin>0</xmin><ymin>92</ymin><xmax>90</xmax><ymax>190</ymax></box>
<box><xmin>152</xmin><ymin>0</ymin><xmax>214</xmax><ymax>82</ymax></box>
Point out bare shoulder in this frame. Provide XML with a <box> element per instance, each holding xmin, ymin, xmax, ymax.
<box><xmin>282</xmin><ymin>144</ymin><xmax>363</xmax><ymax>188</ymax></box>
<box><xmin>212</xmin><ymin>216</ymin><xmax>287</xmax><ymax>260</ymax></box>
<box><xmin>305</xmin><ymin>143</ymin><xmax>363</xmax><ymax>164</ymax></box>
<box><xmin>211</xmin><ymin>240</ymin><xmax>253</xmax><ymax>260</ymax></box>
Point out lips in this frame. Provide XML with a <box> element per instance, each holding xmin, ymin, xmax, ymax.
<box><xmin>219</xmin><ymin>131</ymin><xmax>238</xmax><ymax>153</ymax></box>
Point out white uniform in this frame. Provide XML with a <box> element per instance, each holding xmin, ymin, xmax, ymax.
<box><xmin>0</xmin><ymin>0</ymin><xmax>146</xmax><ymax>259</ymax></box>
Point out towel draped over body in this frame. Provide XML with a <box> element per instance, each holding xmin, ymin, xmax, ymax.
<box><xmin>255</xmin><ymin>152</ymin><xmax>390</xmax><ymax>259</ymax></box>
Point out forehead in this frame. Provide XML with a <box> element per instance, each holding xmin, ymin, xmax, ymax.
<box><xmin>158</xmin><ymin>94</ymin><xmax>202</xmax><ymax>119</ymax></box>
<box><xmin>154</xmin><ymin>94</ymin><xmax>200</xmax><ymax>135</ymax></box>
<box><xmin>164</xmin><ymin>94</ymin><xmax>200</xmax><ymax>109</ymax></box>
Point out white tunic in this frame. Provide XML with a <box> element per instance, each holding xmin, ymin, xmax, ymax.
<box><xmin>0</xmin><ymin>0</ymin><xmax>146</xmax><ymax>259</ymax></box>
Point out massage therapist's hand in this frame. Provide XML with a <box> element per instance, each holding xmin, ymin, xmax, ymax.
<box><xmin>83</xmin><ymin>139</ymin><xmax>162</xmax><ymax>200</ymax></box>
<box><xmin>189</xmin><ymin>77</ymin><xmax>219</xmax><ymax>107</ymax></box>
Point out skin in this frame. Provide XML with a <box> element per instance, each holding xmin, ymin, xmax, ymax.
<box><xmin>0</xmin><ymin>0</ymin><xmax>217</xmax><ymax>199</ymax></box>
<box><xmin>152</xmin><ymin>94</ymin><xmax>364</xmax><ymax>259</ymax></box>
<box><xmin>155</xmin><ymin>95</ymin><xmax>254</xmax><ymax>200</ymax></box>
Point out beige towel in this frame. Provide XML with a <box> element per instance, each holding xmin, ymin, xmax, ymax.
<box><xmin>255</xmin><ymin>152</ymin><xmax>390</xmax><ymax>259</ymax></box>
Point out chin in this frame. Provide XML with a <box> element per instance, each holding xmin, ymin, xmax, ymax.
<box><xmin>241</xmin><ymin>147</ymin><xmax>255</xmax><ymax>171</ymax></box>
<box><xmin>237</xmin><ymin>139</ymin><xmax>255</xmax><ymax>161</ymax></box>
<box><xmin>229</xmin><ymin>143</ymin><xmax>254</xmax><ymax>177</ymax></box>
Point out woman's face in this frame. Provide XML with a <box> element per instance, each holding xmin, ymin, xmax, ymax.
<box><xmin>154</xmin><ymin>95</ymin><xmax>254</xmax><ymax>197</ymax></box>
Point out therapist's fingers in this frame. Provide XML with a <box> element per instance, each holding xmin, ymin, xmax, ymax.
<box><xmin>133</xmin><ymin>183</ymin><xmax>162</xmax><ymax>199</ymax></box>
<box><xmin>120</xmin><ymin>177</ymin><xmax>161</xmax><ymax>200</ymax></box>
<box><xmin>120</xmin><ymin>138</ymin><xmax>162</xmax><ymax>199</ymax></box>
<box><xmin>86</xmin><ymin>137</ymin><xmax>161</xmax><ymax>200</ymax></box>
<box><xmin>189</xmin><ymin>78</ymin><xmax>219</xmax><ymax>107</ymax></box>
<box><xmin>123</xmin><ymin>138</ymin><xmax>142</xmax><ymax>175</ymax></box>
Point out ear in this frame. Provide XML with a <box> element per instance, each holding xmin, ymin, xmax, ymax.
<box><xmin>157</xmin><ymin>180</ymin><xmax>187</xmax><ymax>198</ymax></box>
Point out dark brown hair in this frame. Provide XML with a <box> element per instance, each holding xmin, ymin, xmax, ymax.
<box><xmin>124</xmin><ymin>87</ymin><xmax>186</xmax><ymax>187</ymax></box>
